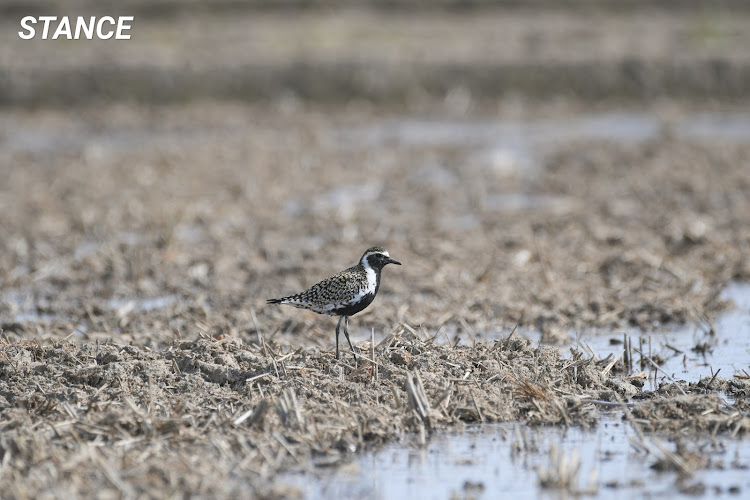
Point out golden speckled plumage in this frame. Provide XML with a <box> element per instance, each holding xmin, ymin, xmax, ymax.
<box><xmin>268</xmin><ymin>265</ymin><xmax>369</xmax><ymax>315</ymax></box>
<box><xmin>267</xmin><ymin>246</ymin><xmax>401</xmax><ymax>362</ymax></box>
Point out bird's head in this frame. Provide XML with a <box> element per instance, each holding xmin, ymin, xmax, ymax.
<box><xmin>361</xmin><ymin>246</ymin><xmax>401</xmax><ymax>270</ymax></box>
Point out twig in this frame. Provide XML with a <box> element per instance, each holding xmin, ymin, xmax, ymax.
<box><xmin>506</xmin><ymin>324</ymin><xmax>518</xmax><ymax>340</ymax></box>
<box><xmin>707</xmin><ymin>367</ymin><xmax>721</xmax><ymax>389</ymax></box>
<box><xmin>469</xmin><ymin>388</ymin><xmax>485</xmax><ymax>423</ymax></box>
<box><xmin>632</xmin><ymin>347</ymin><xmax>687</xmax><ymax>396</ymax></box>
<box><xmin>234</xmin><ymin>399</ymin><xmax>270</xmax><ymax>427</ymax></box>
<box><xmin>246</xmin><ymin>372</ymin><xmax>271</xmax><ymax>384</ymax></box>
<box><xmin>623</xmin><ymin>333</ymin><xmax>629</xmax><ymax>371</ymax></box>
<box><xmin>272</xmin><ymin>432</ymin><xmax>301</xmax><ymax>464</ymax></box>
<box><xmin>614</xmin><ymin>392</ymin><xmax>694</xmax><ymax>477</ymax></box>
<box><xmin>650</xmin><ymin>437</ymin><xmax>695</xmax><ymax>476</ymax></box>
<box><xmin>601</xmin><ymin>349</ymin><xmax>625</xmax><ymax>376</ymax></box>
<box><xmin>391</xmin><ymin>383</ymin><xmax>402</xmax><ymax>408</ymax></box>
<box><xmin>371</xmin><ymin>327</ymin><xmax>377</xmax><ymax>382</ymax></box>
<box><xmin>581</xmin><ymin>399</ymin><xmax>635</xmax><ymax>408</ymax></box>
<box><xmin>639</xmin><ymin>336</ymin><xmax>644</xmax><ymax>371</ymax></box>
<box><xmin>93</xmin><ymin>451</ymin><xmax>133</xmax><ymax>497</ymax></box>
<box><xmin>250</xmin><ymin>308</ymin><xmax>267</xmax><ymax>357</ymax></box>
<box><xmin>148</xmin><ymin>374</ymin><xmax>155</xmax><ymax>419</ymax></box>
<box><xmin>665</xmin><ymin>343</ymin><xmax>684</xmax><ymax>354</ymax></box>
<box><xmin>405</xmin><ymin>370</ymin><xmax>432</xmax><ymax>424</ymax></box>
<box><xmin>278</xmin><ymin>388</ymin><xmax>305</xmax><ymax>430</ymax></box>
<box><xmin>232</xmin><ymin>399</ymin><xmax>270</xmax><ymax>426</ymax></box>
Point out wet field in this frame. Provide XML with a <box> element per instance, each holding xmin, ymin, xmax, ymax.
<box><xmin>290</xmin><ymin>283</ymin><xmax>750</xmax><ymax>499</ymax></box>
<box><xmin>2</xmin><ymin>2</ymin><xmax>750</xmax><ymax>498</ymax></box>
<box><xmin>1</xmin><ymin>101</ymin><xmax>749</xmax><ymax>499</ymax></box>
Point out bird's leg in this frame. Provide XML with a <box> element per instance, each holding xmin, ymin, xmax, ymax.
<box><xmin>335</xmin><ymin>316</ymin><xmax>343</xmax><ymax>360</ymax></box>
<box><xmin>343</xmin><ymin>316</ymin><xmax>357</xmax><ymax>365</ymax></box>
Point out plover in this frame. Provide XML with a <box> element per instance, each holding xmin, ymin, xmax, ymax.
<box><xmin>267</xmin><ymin>246</ymin><xmax>401</xmax><ymax>363</ymax></box>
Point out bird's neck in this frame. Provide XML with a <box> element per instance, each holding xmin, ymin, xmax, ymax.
<box><xmin>360</xmin><ymin>259</ymin><xmax>380</xmax><ymax>294</ymax></box>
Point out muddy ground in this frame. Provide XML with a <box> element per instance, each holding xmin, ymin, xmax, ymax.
<box><xmin>2</xmin><ymin>3</ymin><xmax>750</xmax><ymax>498</ymax></box>
<box><xmin>1</xmin><ymin>100</ymin><xmax>749</xmax><ymax>498</ymax></box>
<box><xmin>2</xmin><ymin>103</ymin><xmax>749</xmax><ymax>341</ymax></box>
<box><xmin>1</xmin><ymin>334</ymin><xmax>749</xmax><ymax>498</ymax></box>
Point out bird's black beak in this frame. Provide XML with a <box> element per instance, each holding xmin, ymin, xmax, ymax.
<box><xmin>387</xmin><ymin>257</ymin><xmax>402</xmax><ymax>266</ymax></box>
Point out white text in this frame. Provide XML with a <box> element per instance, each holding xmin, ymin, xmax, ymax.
<box><xmin>19</xmin><ymin>16</ymin><xmax>134</xmax><ymax>40</ymax></box>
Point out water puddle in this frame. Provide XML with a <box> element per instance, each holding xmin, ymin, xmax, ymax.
<box><xmin>8</xmin><ymin>312</ymin><xmax>62</xmax><ymax>323</ymax></box>
<box><xmin>105</xmin><ymin>295</ymin><xmax>180</xmax><ymax>314</ymax></box>
<box><xmin>0</xmin><ymin>289</ymin><xmax>62</xmax><ymax>325</ymax></box>
<box><xmin>577</xmin><ymin>282</ymin><xmax>750</xmax><ymax>385</ymax></box>
<box><xmin>285</xmin><ymin>414</ymin><xmax>750</xmax><ymax>499</ymax></box>
<box><xmin>346</xmin><ymin>283</ymin><xmax>749</xmax><ymax>387</ymax></box>
<box><xmin>317</xmin><ymin>282</ymin><xmax>750</xmax><ymax>499</ymax></box>
<box><xmin>334</xmin><ymin>113</ymin><xmax>661</xmax><ymax>149</ymax></box>
<box><xmin>0</xmin><ymin>290</ymin><xmax>179</xmax><ymax>326</ymax></box>
<box><xmin>331</xmin><ymin>111</ymin><xmax>750</xmax><ymax>186</ymax></box>
<box><xmin>426</xmin><ymin>282</ymin><xmax>750</xmax><ymax>386</ymax></box>
<box><xmin>335</xmin><ymin>112</ymin><xmax>750</xmax><ymax>151</ymax></box>
<box><xmin>679</xmin><ymin>113</ymin><xmax>750</xmax><ymax>142</ymax></box>
<box><xmin>482</xmin><ymin>193</ymin><xmax>580</xmax><ymax>213</ymax></box>
<box><xmin>1</xmin><ymin>121</ymin><xmax>225</xmax><ymax>161</ymax></box>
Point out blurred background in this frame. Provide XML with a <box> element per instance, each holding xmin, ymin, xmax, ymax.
<box><xmin>2</xmin><ymin>0</ymin><xmax>750</xmax><ymax>105</ymax></box>
<box><xmin>1</xmin><ymin>0</ymin><xmax>749</xmax><ymax>350</ymax></box>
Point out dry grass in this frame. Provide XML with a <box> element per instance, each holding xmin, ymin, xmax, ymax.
<box><xmin>1</xmin><ymin>101</ymin><xmax>750</xmax><ymax>496</ymax></box>
<box><xmin>0</xmin><ymin>334</ymin><xmax>621</xmax><ymax>497</ymax></box>
<box><xmin>2</xmin><ymin>104</ymin><xmax>749</xmax><ymax>346</ymax></box>
<box><xmin>1</xmin><ymin>332</ymin><xmax>748</xmax><ymax>497</ymax></box>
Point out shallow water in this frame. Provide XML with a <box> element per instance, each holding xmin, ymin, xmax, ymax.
<box><xmin>347</xmin><ymin>283</ymin><xmax>750</xmax><ymax>387</ymax></box>
<box><xmin>287</xmin><ymin>414</ymin><xmax>750</xmax><ymax>499</ymax></box>
<box><xmin>319</xmin><ymin>110</ymin><xmax>750</xmax><ymax>219</ymax></box>
<box><xmin>0</xmin><ymin>291</ymin><xmax>179</xmax><ymax>325</ymax></box>
<box><xmin>305</xmin><ymin>282</ymin><xmax>750</xmax><ymax>499</ymax></box>
<box><xmin>434</xmin><ymin>282</ymin><xmax>750</xmax><ymax>386</ymax></box>
<box><xmin>337</xmin><ymin>111</ymin><xmax>750</xmax><ymax>146</ymax></box>
<box><xmin>335</xmin><ymin>112</ymin><xmax>661</xmax><ymax>150</ymax></box>
<box><xmin>105</xmin><ymin>295</ymin><xmax>180</xmax><ymax>313</ymax></box>
<box><xmin>333</xmin><ymin>111</ymin><xmax>750</xmax><ymax>169</ymax></box>
<box><xmin>7</xmin><ymin>110</ymin><xmax>750</xmax><ymax>174</ymax></box>
<box><xmin>578</xmin><ymin>282</ymin><xmax>750</xmax><ymax>386</ymax></box>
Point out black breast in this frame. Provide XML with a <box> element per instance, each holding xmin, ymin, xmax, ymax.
<box><xmin>331</xmin><ymin>293</ymin><xmax>375</xmax><ymax>317</ymax></box>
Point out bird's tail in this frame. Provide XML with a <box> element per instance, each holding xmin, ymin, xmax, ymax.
<box><xmin>266</xmin><ymin>297</ymin><xmax>284</xmax><ymax>304</ymax></box>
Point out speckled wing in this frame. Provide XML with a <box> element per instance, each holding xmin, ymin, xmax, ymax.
<box><xmin>268</xmin><ymin>265</ymin><xmax>366</xmax><ymax>315</ymax></box>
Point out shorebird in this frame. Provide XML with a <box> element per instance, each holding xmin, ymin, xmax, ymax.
<box><xmin>267</xmin><ymin>246</ymin><xmax>401</xmax><ymax>363</ymax></box>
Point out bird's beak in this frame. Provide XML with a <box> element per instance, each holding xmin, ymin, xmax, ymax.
<box><xmin>387</xmin><ymin>257</ymin><xmax>402</xmax><ymax>266</ymax></box>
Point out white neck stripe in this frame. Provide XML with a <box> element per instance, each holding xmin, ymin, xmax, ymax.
<box><xmin>360</xmin><ymin>256</ymin><xmax>378</xmax><ymax>293</ymax></box>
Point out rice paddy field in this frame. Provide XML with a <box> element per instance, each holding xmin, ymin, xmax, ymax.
<box><xmin>1</xmin><ymin>2</ymin><xmax>750</xmax><ymax>498</ymax></box>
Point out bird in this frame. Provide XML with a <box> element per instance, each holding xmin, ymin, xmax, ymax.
<box><xmin>267</xmin><ymin>246</ymin><xmax>401</xmax><ymax>363</ymax></box>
